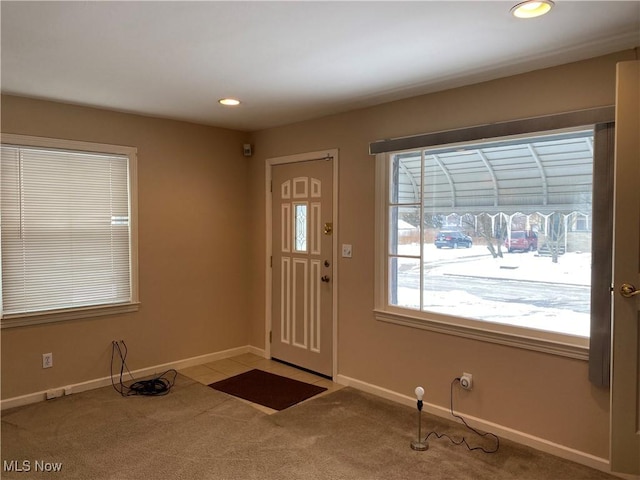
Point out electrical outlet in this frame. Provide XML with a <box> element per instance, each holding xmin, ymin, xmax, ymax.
<box><xmin>342</xmin><ymin>244</ymin><xmax>353</xmax><ymax>258</ymax></box>
<box><xmin>42</xmin><ymin>352</ymin><xmax>53</xmax><ymax>369</ymax></box>
<box><xmin>460</xmin><ymin>372</ymin><xmax>473</xmax><ymax>390</ymax></box>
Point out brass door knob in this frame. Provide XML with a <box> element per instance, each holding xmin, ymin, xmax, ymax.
<box><xmin>620</xmin><ymin>283</ymin><xmax>640</xmax><ymax>298</ymax></box>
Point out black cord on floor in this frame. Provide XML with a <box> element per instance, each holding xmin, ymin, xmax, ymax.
<box><xmin>110</xmin><ymin>340</ymin><xmax>177</xmax><ymax>397</ymax></box>
<box><xmin>424</xmin><ymin>378</ymin><xmax>500</xmax><ymax>453</ymax></box>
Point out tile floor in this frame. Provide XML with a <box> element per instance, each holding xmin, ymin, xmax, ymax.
<box><xmin>178</xmin><ymin>352</ymin><xmax>344</xmax><ymax>414</ymax></box>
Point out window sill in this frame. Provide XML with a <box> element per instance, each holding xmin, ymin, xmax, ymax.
<box><xmin>374</xmin><ymin>308</ymin><xmax>589</xmax><ymax>360</ymax></box>
<box><xmin>1</xmin><ymin>302</ymin><xmax>140</xmax><ymax>329</ymax></box>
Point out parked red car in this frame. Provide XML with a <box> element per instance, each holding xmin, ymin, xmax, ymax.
<box><xmin>505</xmin><ymin>231</ymin><xmax>538</xmax><ymax>252</ymax></box>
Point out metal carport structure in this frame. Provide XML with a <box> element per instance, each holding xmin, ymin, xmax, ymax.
<box><xmin>391</xmin><ymin>129</ymin><xmax>595</xmax><ymax>251</ymax></box>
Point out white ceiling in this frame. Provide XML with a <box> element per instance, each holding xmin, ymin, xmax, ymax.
<box><xmin>1</xmin><ymin>1</ymin><xmax>639</xmax><ymax>132</ymax></box>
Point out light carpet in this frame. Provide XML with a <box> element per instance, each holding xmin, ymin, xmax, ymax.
<box><xmin>1</xmin><ymin>374</ymin><xmax>617</xmax><ymax>480</ymax></box>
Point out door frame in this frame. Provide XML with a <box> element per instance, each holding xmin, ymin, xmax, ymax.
<box><xmin>265</xmin><ymin>149</ymin><xmax>339</xmax><ymax>378</ymax></box>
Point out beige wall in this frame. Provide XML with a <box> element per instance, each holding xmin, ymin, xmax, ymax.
<box><xmin>1</xmin><ymin>96</ymin><xmax>251</xmax><ymax>399</ymax></box>
<box><xmin>247</xmin><ymin>50</ymin><xmax>638</xmax><ymax>460</ymax></box>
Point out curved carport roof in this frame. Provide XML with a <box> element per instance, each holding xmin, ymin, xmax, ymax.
<box><xmin>393</xmin><ymin>130</ymin><xmax>594</xmax><ymax>217</ymax></box>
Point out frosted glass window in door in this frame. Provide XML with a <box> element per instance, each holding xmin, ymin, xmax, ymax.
<box><xmin>294</xmin><ymin>203</ymin><xmax>308</xmax><ymax>252</ymax></box>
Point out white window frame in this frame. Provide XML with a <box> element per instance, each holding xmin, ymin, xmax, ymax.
<box><xmin>0</xmin><ymin>134</ymin><xmax>139</xmax><ymax>328</ymax></box>
<box><xmin>375</xmin><ymin>152</ymin><xmax>590</xmax><ymax>359</ymax></box>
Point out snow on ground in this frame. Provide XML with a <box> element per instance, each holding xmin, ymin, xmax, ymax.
<box><xmin>399</xmin><ymin>243</ymin><xmax>591</xmax><ymax>286</ymax></box>
<box><xmin>431</xmin><ymin>248</ymin><xmax>591</xmax><ymax>286</ymax></box>
<box><xmin>395</xmin><ymin>243</ymin><xmax>591</xmax><ymax>337</ymax></box>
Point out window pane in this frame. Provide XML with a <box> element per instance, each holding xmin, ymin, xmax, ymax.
<box><xmin>389</xmin><ymin>206</ymin><xmax>421</xmax><ymax>255</ymax></box>
<box><xmin>389</xmin><ymin>129</ymin><xmax>594</xmax><ymax>337</ymax></box>
<box><xmin>390</xmin><ymin>152</ymin><xmax>421</xmax><ymax>204</ymax></box>
<box><xmin>294</xmin><ymin>203</ymin><xmax>308</xmax><ymax>252</ymax></box>
<box><xmin>389</xmin><ymin>257</ymin><xmax>420</xmax><ymax>310</ymax></box>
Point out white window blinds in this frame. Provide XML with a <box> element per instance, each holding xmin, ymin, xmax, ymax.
<box><xmin>1</xmin><ymin>145</ymin><xmax>132</xmax><ymax>316</ymax></box>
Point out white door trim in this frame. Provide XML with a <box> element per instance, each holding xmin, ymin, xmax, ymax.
<box><xmin>265</xmin><ymin>149</ymin><xmax>339</xmax><ymax>378</ymax></box>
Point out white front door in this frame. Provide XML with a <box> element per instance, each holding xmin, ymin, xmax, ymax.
<box><xmin>270</xmin><ymin>156</ymin><xmax>334</xmax><ymax>377</ymax></box>
<box><xmin>610</xmin><ymin>60</ymin><xmax>640</xmax><ymax>475</ymax></box>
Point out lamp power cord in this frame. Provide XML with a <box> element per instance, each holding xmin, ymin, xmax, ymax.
<box><xmin>424</xmin><ymin>377</ymin><xmax>500</xmax><ymax>453</ymax></box>
<box><xmin>110</xmin><ymin>340</ymin><xmax>177</xmax><ymax>397</ymax></box>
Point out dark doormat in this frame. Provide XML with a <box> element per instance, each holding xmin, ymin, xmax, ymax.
<box><xmin>209</xmin><ymin>369</ymin><xmax>327</xmax><ymax>411</ymax></box>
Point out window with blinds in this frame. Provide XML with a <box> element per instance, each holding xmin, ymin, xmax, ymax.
<box><xmin>1</xmin><ymin>135</ymin><xmax>138</xmax><ymax>326</ymax></box>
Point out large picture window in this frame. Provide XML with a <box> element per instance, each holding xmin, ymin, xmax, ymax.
<box><xmin>1</xmin><ymin>135</ymin><xmax>139</xmax><ymax>327</ymax></box>
<box><xmin>374</xmin><ymin>111</ymin><xmax>614</xmax><ymax>358</ymax></box>
<box><xmin>389</xmin><ymin>129</ymin><xmax>593</xmax><ymax>334</ymax></box>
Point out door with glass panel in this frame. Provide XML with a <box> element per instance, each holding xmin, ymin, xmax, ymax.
<box><xmin>271</xmin><ymin>158</ymin><xmax>333</xmax><ymax>377</ymax></box>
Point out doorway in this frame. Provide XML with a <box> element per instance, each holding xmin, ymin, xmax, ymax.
<box><xmin>266</xmin><ymin>150</ymin><xmax>338</xmax><ymax>378</ymax></box>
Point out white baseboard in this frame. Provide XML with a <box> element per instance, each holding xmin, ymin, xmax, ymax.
<box><xmin>335</xmin><ymin>374</ymin><xmax>633</xmax><ymax>479</ymax></box>
<box><xmin>1</xmin><ymin>345</ymin><xmax>267</xmax><ymax>411</ymax></box>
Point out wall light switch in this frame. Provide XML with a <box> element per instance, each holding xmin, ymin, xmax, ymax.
<box><xmin>342</xmin><ymin>244</ymin><xmax>353</xmax><ymax>258</ymax></box>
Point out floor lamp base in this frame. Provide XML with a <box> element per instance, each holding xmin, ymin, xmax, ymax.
<box><xmin>410</xmin><ymin>441</ymin><xmax>428</xmax><ymax>451</ymax></box>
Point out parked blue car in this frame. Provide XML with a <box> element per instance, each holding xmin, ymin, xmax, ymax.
<box><xmin>435</xmin><ymin>230</ymin><xmax>472</xmax><ymax>249</ymax></box>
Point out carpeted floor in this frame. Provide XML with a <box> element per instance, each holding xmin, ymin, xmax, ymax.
<box><xmin>1</xmin><ymin>374</ymin><xmax>618</xmax><ymax>480</ymax></box>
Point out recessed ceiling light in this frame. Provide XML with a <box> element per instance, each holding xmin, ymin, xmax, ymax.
<box><xmin>218</xmin><ymin>98</ymin><xmax>241</xmax><ymax>106</ymax></box>
<box><xmin>511</xmin><ymin>0</ymin><xmax>554</xmax><ymax>18</ymax></box>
